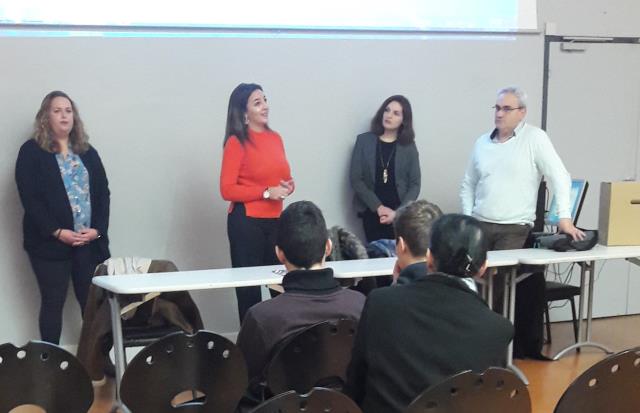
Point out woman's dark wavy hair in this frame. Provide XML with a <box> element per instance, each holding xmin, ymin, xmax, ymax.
<box><xmin>34</xmin><ymin>90</ymin><xmax>89</xmax><ymax>154</ymax></box>
<box><xmin>369</xmin><ymin>95</ymin><xmax>415</xmax><ymax>145</ymax></box>
<box><xmin>429</xmin><ymin>214</ymin><xmax>488</xmax><ymax>277</ymax></box>
<box><xmin>224</xmin><ymin>83</ymin><xmax>268</xmax><ymax>146</ymax></box>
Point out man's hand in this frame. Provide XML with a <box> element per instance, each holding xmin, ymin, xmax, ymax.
<box><xmin>558</xmin><ymin>218</ymin><xmax>586</xmax><ymax>241</ymax></box>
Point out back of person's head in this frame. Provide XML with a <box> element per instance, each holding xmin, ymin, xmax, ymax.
<box><xmin>277</xmin><ymin>201</ymin><xmax>329</xmax><ymax>269</ymax></box>
<box><xmin>394</xmin><ymin>200</ymin><xmax>443</xmax><ymax>257</ymax></box>
<box><xmin>429</xmin><ymin>214</ymin><xmax>488</xmax><ymax>277</ymax></box>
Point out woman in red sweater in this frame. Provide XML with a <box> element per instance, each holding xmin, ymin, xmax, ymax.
<box><xmin>220</xmin><ymin>83</ymin><xmax>294</xmax><ymax>322</ymax></box>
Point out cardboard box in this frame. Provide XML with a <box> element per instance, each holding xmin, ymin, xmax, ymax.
<box><xmin>598</xmin><ymin>181</ymin><xmax>640</xmax><ymax>245</ymax></box>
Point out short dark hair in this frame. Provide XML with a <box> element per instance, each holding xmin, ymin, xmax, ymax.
<box><xmin>276</xmin><ymin>201</ymin><xmax>329</xmax><ymax>269</ymax></box>
<box><xmin>394</xmin><ymin>200</ymin><xmax>443</xmax><ymax>257</ymax></box>
<box><xmin>370</xmin><ymin>95</ymin><xmax>415</xmax><ymax>145</ymax></box>
<box><xmin>224</xmin><ymin>83</ymin><xmax>266</xmax><ymax>146</ymax></box>
<box><xmin>429</xmin><ymin>214</ymin><xmax>488</xmax><ymax>277</ymax></box>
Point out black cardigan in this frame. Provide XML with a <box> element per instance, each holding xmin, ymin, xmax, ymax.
<box><xmin>15</xmin><ymin>139</ymin><xmax>110</xmax><ymax>261</ymax></box>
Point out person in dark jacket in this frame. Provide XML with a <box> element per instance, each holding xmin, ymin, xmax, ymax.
<box><xmin>392</xmin><ymin>199</ymin><xmax>442</xmax><ymax>285</ymax></box>
<box><xmin>349</xmin><ymin>95</ymin><xmax>421</xmax><ymax>242</ymax></box>
<box><xmin>345</xmin><ymin>214</ymin><xmax>513</xmax><ymax>413</ymax></box>
<box><xmin>236</xmin><ymin>201</ymin><xmax>365</xmax><ymax>396</ymax></box>
<box><xmin>15</xmin><ymin>90</ymin><xmax>110</xmax><ymax>344</ymax></box>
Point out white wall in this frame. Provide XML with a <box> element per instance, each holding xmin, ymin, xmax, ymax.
<box><xmin>0</xmin><ymin>0</ymin><xmax>638</xmax><ymax>345</ymax></box>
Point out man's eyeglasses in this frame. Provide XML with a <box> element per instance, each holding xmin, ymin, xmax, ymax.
<box><xmin>493</xmin><ymin>105</ymin><xmax>523</xmax><ymax>113</ymax></box>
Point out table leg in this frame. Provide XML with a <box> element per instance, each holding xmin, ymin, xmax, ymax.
<box><xmin>502</xmin><ymin>272</ymin><xmax>509</xmax><ymax>319</ymax></box>
<box><xmin>552</xmin><ymin>261</ymin><xmax>612</xmax><ymax>360</ymax></box>
<box><xmin>487</xmin><ymin>273</ymin><xmax>494</xmax><ymax>311</ymax></box>
<box><xmin>585</xmin><ymin>261</ymin><xmax>595</xmax><ymax>341</ymax></box>
<box><xmin>107</xmin><ymin>293</ymin><xmax>131</xmax><ymax>413</ymax></box>
<box><xmin>504</xmin><ymin>267</ymin><xmax>529</xmax><ymax>385</ymax></box>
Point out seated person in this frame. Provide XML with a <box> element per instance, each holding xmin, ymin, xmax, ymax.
<box><xmin>392</xmin><ymin>200</ymin><xmax>442</xmax><ymax>284</ymax></box>
<box><xmin>345</xmin><ymin>214</ymin><xmax>514</xmax><ymax>413</ymax></box>
<box><xmin>236</xmin><ymin>200</ymin><xmax>366</xmax><ymax>392</ymax></box>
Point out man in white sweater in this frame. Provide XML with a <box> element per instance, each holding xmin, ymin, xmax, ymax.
<box><xmin>461</xmin><ymin>86</ymin><xmax>583</xmax><ymax>243</ymax></box>
<box><xmin>460</xmin><ymin>86</ymin><xmax>584</xmax><ymax>358</ymax></box>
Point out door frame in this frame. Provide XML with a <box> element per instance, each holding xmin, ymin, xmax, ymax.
<box><xmin>541</xmin><ymin>35</ymin><xmax>640</xmax><ymax>130</ymax></box>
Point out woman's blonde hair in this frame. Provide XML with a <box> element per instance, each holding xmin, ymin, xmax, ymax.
<box><xmin>33</xmin><ymin>90</ymin><xmax>89</xmax><ymax>153</ymax></box>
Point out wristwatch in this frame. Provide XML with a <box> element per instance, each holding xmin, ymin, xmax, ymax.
<box><xmin>263</xmin><ymin>188</ymin><xmax>270</xmax><ymax>199</ymax></box>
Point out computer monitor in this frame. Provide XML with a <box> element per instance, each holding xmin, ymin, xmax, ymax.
<box><xmin>545</xmin><ymin>178</ymin><xmax>588</xmax><ymax>226</ymax></box>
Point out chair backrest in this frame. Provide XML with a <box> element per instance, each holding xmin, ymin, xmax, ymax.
<box><xmin>0</xmin><ymin>341</ymin><xmax>93</xmax><ymax>413</ymax></box>
<box><xmin>250</xmin><ymin>387</ymin><xmax>362</xmax><ymax>413</ymax></box>
<box><xmin>266</xmin><ymin>319</ymin><xmax>357</xmax><ymax>395</ymax></box>
<box><xmin>404</xmin><ymin>368</ymin><xmax>531</xmax><ymax>413</ymax></box>
<box><xmin>554</xmin><ymin>347</ymin><xmax>640</xmax><ymax>413</ymax></box>
<box><xmin>120</xmin><ymin>330</ymin><xmax>248</xmax><ymax>413</ymax></box>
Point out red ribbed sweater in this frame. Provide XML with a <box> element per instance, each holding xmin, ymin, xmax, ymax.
<box><xmin>220</xmin><ymin>129</ymin><xmax>292</xmax><ymax>218</ymax></box>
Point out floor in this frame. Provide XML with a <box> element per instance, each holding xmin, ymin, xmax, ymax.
<box><xmin>518</xmin><ymin>314</ymin><xmax>640</xmax><ymax>413</ymax></box>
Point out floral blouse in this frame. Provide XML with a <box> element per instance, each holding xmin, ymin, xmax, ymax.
<box><xmin>56</xmin><ymin>148</ymin><xmax>91</xmax><ymax>231</ymax></box>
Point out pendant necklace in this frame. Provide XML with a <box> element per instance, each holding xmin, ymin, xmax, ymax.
<box><xmin>379</xmin><ymin>140</ymin><xmax>396</xmax><ymax>184</ymax></box>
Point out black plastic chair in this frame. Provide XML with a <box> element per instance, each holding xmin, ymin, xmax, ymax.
<box><xmin>250</xmin><ymin>387</ymin><xmax>362</xmax><ymax>413</ymax></box>
<box><xmin>404</xmin><ymin>368</ymin><xmax>531</xmax><ymax>413</ymax></box>
<box><xmin>0</xmin><ymin>341</ymin><xmax>93</xmax><ymax>413</ymax></box>
<box><xmin>78</xmin><ymin>259</ymin><xmax>204</xmax><ymax>380</ymax></box>
<box><xmin>120</xmin><ymin>330</ymin><xmax>248</xmax><ymax>413</ymax></box>
<box><xmin>266</xmin><ymin>319</ymin><xmax>357</xmax><ymax>395</ymax></box>
<box><xmin>94</xmin><ymin>259</ymin><xmax>202</xmax><ymax>359</ymax></box>
<box><xmin>544</xmin><ymin>281</ymin><xmax>580</xmax><ymax>344</ymax></box>
<box><xmin>554</xmin><ymin>347</ymin><xmax>640</xmax><ymax>413</ymax></box>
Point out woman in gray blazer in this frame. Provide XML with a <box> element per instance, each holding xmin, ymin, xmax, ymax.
<box><xmin>350</xmin><ymin>95</ymin><xmax>421</xmax><ymax>242</ymax></box>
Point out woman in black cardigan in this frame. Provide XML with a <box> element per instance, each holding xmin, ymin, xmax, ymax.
<box><xmin>15</xmin><ymin>91</ymin><xmax>110</xmax><ymax>344</ymax></box>
<box><xmin>350</xmin><ymin>95</ymin><xmax>421</xmax><ymax>242</ymax></box>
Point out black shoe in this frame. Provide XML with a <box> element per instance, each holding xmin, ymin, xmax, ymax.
<box><xmin>528</xmin><ymin>352</ymin><xmax>553</xmax><ymax>361</ymax></box>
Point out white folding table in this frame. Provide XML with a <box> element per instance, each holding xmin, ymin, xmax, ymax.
<box><xmin>98</xmin><ymin>246</ymin><xmax>640</xmax><ymax>407</ymax></box>
<box><xmin>92</xmin><ymin>265</ymin><xmax>285</xmax><ymax>411</ymax></box>
<box><xmin>517</xmin><ymin>245</ymin><xmax>640</xmax><ymax>360</ymax></box>
<box><xmin>92</xmin><ymin>252</ymin><xmax>522</xmax><ymax>408</ymax></box>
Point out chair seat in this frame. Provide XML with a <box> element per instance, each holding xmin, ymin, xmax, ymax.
<box><xmin>545</xmin><ymin>281</ymin><xmax>580</xmax><ymax>301</ymax></box>
<box><xmin>250</xmin><ymin>388</ymin><xmax>362</xmax><ymax>413</ymax></box>
<box><xmin>123</xmin><ymin>325</ymin><xmax>183</xmax><ymax>347</ymax></box>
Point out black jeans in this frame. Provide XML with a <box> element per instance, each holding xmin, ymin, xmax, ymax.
<box><xmin>28</xmin><ymin>244</ymin><xmax>96</xmax><ymax>344</ymax></box>
<box><xmin>227</xmin><ymin>204</ymin><xmax>279</xmax><ymax>323</ymax></box>
<box><xmin>360</xmin><ymin>209</ymin><xmax>395</xmax><ymax>243</ymax></box>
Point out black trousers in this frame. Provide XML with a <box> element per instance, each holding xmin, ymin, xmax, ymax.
<box><xmin>227</xmin><ymin>204</ymin><xmax>279</xmax><ymax>323</ymax></box>
<box><xmin>360</xmin><ymin>209</ymin><xmax>395</xmax><ymax>243</ymax></box>
<box><xmin>28</xmin><ymin>244</ymin><xmax>96</xmax><ymax>344</ymax></box>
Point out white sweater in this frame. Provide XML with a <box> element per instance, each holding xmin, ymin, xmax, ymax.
<box><xmin>460</xmin><ymin>122</ymin><xmax>571</xmax><ymax>226</ymax></box>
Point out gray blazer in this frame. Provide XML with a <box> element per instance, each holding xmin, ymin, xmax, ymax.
<box><xmin>349</xmin><ymin>132</ymin><xmax>421</xmax><ymax>213</ymax></box>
